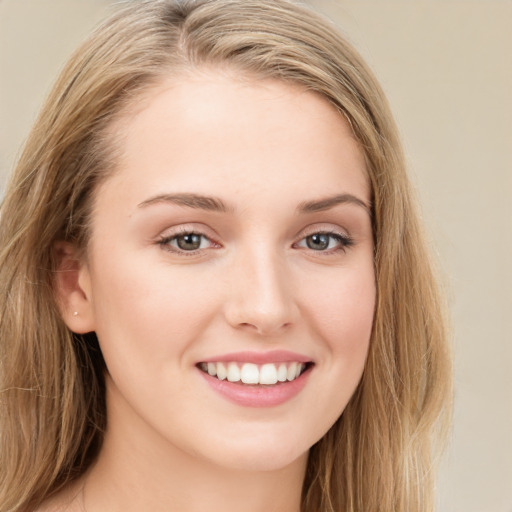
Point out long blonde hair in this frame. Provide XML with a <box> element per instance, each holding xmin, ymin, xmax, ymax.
<box><xmin>0</xmin><ymin>1</ymin><xmax>451</xmax><ymax>510</ymax></box>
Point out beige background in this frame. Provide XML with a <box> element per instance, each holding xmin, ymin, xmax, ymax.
<box><xmin>1</xmin><ymin>1</ymin><xmax>511</xmax><ymax>511</ymax></box>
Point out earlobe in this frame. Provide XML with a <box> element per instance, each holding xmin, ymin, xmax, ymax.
<box><xmin>53</xmin><ymin>241</ymin><xmax>96</xmax><ymax>334</ymax></box>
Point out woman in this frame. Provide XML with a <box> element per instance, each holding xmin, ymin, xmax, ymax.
<box><xmin>0</xmin><ymin>1</ymin><xmax>451</xmax><ymax>511</ymax></box>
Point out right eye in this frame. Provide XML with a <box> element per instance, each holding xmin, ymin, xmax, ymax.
<box><xmin>158</xmin><ymin>231</ymin><xmax>216</xmax><ymax>255</ymax></box>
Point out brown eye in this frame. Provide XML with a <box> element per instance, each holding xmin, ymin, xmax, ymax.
<box><xmin>176</xmin><ymin>233</ymin><xmax>203</xmax><ymax>251</ymax></box>
<box><xmin>159</xmin><ymin>232</ymin><xmax>214</xmax><ymax>253</ymax></box>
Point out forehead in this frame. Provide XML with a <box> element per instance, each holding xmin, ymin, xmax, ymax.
<box><xmin>98</xmin><ymin>71</ymin><xmax>370</xmax><ymax>214</ymax></box>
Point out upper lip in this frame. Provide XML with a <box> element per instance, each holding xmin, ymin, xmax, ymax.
<box><xmin>197</xmin><ymin>350</ymin><xmax>313</xmax><ymax>365</ymax></box>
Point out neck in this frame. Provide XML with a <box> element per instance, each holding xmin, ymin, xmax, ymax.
<box><xmin>80</xmin><ymin>381</ymin><xmax>307</xmax><ymax>512</ymax></box>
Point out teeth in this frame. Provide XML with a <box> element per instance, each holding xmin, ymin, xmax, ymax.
<box><xmin>277</xmin><ymin>363</ymin><xmax>288</xmax><ymax>382</ymax></box>
<box><xmin>207</xmin><ymin>362</ymin><xmax>217</xmax><ymax>376</ymax></box>
<box><xmin>287</xmin><ymin>362</ymin><xmax>298</xmax><ymax>381</ymax></box>
<box><xmin>227</xmin><ymin>362</ymin><xmax>241</xmax><ymax>382</ymax></box>
<box><xmin>216</xmin><ymin>362</ymin><xmax>227</xmax><ymax>380</ymax></box>
<box><xmin>200</xmin><ymin>361</ymin><xmax>307</xmax><ymax>385</ymax></box>
<box><xmin>240</xmin><ymin>363</ymin><xmax>259</xmax><ymax>384</ymax></box>
<box><xmin>260</xmin><ymin>363</ymin><xmax>278</xmax><ymax>385</ymax></box>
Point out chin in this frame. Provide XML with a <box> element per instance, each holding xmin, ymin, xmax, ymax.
<box><xmin>211</xmin><ymin>447</ymin><xmax>308</xmax><ymax>473</ymax></box>
<box><xmin>191</xmin><ymin>426</ymin><xmax>313</xmax><ymax>473</ymax></box>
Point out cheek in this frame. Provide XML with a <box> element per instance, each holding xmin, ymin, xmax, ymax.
<box><xmin>87</xmin><ymin>248</ymin><xmax>219</xmax><ymax>369</ymax></box>
<box><xmin>304</xmin><ymin>265</ymin><xmax>376</xmax><ymax>356</ymax></box>
<box><xmin>290</xmin><ymin>265</ymin><xmax>375</xmax><ymax>441</ymax></box>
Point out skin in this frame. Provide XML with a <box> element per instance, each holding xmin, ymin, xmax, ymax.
<box><xmin>52</xmin><ymin>70</ymin><xmax>375</xmax><ymax>512</ymax></box>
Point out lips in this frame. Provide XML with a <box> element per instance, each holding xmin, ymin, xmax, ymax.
<box><xmin>196</xmin><ymin>351</ymin><xmax>314</xmax><ymax>407</ymax></box>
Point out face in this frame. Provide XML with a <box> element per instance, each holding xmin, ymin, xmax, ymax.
<box><xmin>74</xmin><ymin>71</ymin><xmax>375</xmax><ymax>472</ymax></box>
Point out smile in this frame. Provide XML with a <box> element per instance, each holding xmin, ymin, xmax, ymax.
<box><xmin>198</xmin><ymin>361</ymin><xmax>308</xmax><ymax>385</ymax></box>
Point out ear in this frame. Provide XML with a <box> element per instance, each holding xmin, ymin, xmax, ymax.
<box><xmin>53</xmin><ymin>241</ymin><xmax>96</xmax><ymax>334</ymax></box>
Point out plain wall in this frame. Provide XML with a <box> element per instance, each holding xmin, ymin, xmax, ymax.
<box><xmin>310</xmin><ymin>3</ymin><xmax>512</xmax><ymax>512</ymax></box>
<box><xmin>1</xmin><ymin>1</ymin><xmax>511</xmax><ymax>511</ymax></box>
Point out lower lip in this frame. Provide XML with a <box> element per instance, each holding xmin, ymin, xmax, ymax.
<box><xmin>198</xmin><ymin>366</ymin><xmax>312</xmax><ymax>408</ymax></box>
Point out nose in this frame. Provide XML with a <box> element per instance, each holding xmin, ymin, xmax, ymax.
<box><xmin>223</xmin><ymin>247</ymin><xmax>299</xmax><ymax>337</ymax></box>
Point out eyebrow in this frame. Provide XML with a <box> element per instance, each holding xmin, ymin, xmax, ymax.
<box><xmin>137</xmin><ymin>192</ymin><xmax>371</xmax><ymax>215</ymax></box>
<box><xmin>137</xmin><ymin>193</ymin><xmax>233</xmax><ymax>213</ymax></box>
<box><xmin>296</xmin><ymin>194</ymin><xmax>371</xmax><ymax>214</ymax></box>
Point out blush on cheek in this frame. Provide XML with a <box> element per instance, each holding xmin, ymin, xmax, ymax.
<box><xmin>312</xmin><ymin>279</ymin><xmax>375</xmax><ymax>348</ymax></box>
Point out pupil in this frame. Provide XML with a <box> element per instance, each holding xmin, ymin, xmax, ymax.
<box><xmin>177</xmin><ymin>234</ymin><xmax>201</xmax><ymax>250</ymax></box>
<box><xmin>307</xmin><ymin>234</ymin><xmax>329</xmax><ymax>250</ymax></box>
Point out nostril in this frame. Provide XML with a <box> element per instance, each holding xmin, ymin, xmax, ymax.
<box><xmin>233</xmin><ymin>320</ymin><xmax>295</xmax><ymax>337</ymax></box>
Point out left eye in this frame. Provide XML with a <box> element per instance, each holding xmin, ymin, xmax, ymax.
<box><xmin>162</xmin><ymin>233</ymin><xmax>213</xmax><ymax>252</ymax></box>
<box><xmin>297</xmin><ymin>232</ymin><xmax>349</xmax><ymax>251</ymax></box>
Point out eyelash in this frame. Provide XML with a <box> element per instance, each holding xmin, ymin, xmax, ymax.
<box><xmin>157</xmin><ymin>228</ymin><xmax>219</xmax><ymax>257</ymax></box>
<box><xmin>294</xmin><ymin>230</ymin><xmax>354</xmax><ymax>254</ymax></box>
<box><xmin>157</xmin><ymin>229</ymin><xmax>354</xmax><ymax>257</ymax></box>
